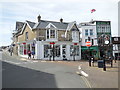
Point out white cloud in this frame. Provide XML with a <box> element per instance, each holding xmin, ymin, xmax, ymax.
<box><xmin>0</xmin><ymin>0</ymin><xmax>119</xmax><ymax>46</ymax></box>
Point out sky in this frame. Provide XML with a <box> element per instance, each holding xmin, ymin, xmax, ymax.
<box><xmin>0</xmin><ymin>0</ymin><xmax>119</xmax><ymax>46</ymax></box>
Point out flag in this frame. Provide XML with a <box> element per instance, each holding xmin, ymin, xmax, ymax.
<box><xmin>91</xmin><ymin>9</ymin><xmax>96</xmax><ymax>13</ymax></box>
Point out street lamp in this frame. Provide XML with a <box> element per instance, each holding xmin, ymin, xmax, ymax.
<box><xmin>98</xmin><ymin>34</ymin><xmax>106</xmax><ymax>71</ymax></box>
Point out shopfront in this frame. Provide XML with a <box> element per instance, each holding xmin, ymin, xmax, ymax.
<box><xmin>18</xmin><ymin>41</ymin><xmax>36</xmax><ymax>58</ymax></box>
<box><xmin>35</xmin><ymin>41</ymin><xmax>81</xmax><ymax>60</ymax></box>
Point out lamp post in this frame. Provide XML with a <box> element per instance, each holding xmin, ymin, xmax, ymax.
<box><xmin>86</xmin><ymin>37</ymin><xmax>92</xmax><ymax>66</ymax></box>
<box><xmin>102</xmin><ymin>34</ymin><xmax>107</xmax><ymax>71</ymax></box>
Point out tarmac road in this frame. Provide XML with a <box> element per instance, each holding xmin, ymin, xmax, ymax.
<box><xmin>1</xmin><ymin>51</ymin><xmax>89</xmax><ymax>88</ymax></box>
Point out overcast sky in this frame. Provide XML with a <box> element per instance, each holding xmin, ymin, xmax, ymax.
<box><xmin>0</xmin><ymin>0</ymin><xmax>119</xmax><ymax>46</ymax></box>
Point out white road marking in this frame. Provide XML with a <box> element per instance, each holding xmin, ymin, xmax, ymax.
<box><xmin>33</xmin><ymin>61</ymin><xmax>38</xmax><ymax>62</ymax></box>
<box><xmin>78</xmin><ymin>65</ymin><xmax>88</xmax><ymax>77</ymax></box>
<box><xmin>20</xmin><ymin>58</ymin><xmax>27</xmax><ymax>60</ymax></box>
<box><xmin>81</xmin><ymin>76</ymin><xmax>92</xmax><ymax>88</ymax></box>
<box><xmin>3</xmin><ymin>60</ymin><xmax>21</xmax><ymax>65</ymax></box>
<box><xmin>41</xmin><ymin>61</ymin><xmax>46</xmax><ymax>62</ymax></box>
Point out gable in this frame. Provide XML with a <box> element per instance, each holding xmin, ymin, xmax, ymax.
<box><xmin>46</xmin><ymin>23</ymin><xmax>57</xmax><ymax>29</ymax></box>
<box><xmin>71</xmin><ymin>24</ymin><xmax>79</xmax><ymax>31</ymax></box>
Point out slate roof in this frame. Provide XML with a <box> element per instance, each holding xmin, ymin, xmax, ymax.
<box><xmin>16</xmin><ymin>21</ymin><xmax>24</xmax><ymax>31</ymax></box>
<box><xmin>32</xmin><ymin>20</ymin><xmax>69</xmax><ymax>30</ymax></box>
<box><xmin>15</xmin><ymin>19</ymin><xmax>78</xmax><ymax>36</ymax></box>
<box><xmin>26</xmin><ymin>20</ymin><xmax>36</xmax><ymax>28</ymax></box>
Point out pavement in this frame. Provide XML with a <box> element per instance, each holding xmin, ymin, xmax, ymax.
<box><xmin>2</xmin><ymin>50</ymin><xmax>119</xmax><ymax>88</ymax></box>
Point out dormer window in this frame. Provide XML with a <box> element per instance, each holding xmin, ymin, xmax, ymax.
<box><xmin>50</xmin><ymin>30</ymin><xmax>55</xmax><ymax>38</ymax></box>
<box><xmin>46</xmin><ymin>29</ymin><xmax>57</xmax><ymax>39</ymax></box>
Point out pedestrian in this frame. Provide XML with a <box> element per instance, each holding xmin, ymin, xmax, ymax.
<box><xmin>31</xmin><ymin>50</ymin><xmax>35</xmax><ymax>59</ymax></box>
<box><xmin>27</xmin><ymin>50</ymin><xmax>31</xmax><ymax>59</ymax></box>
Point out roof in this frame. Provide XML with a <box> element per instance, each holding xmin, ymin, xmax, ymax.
<box><xmin>16</xmin><ymin>21</ymin><xmax>24</xmax><ymax>31</ymax></box>
<box><xmin>14</xmin><ymin>19</ymin><xmax>79</xmax><ymax>36</ymax></box>
<box><xmin>26</xmin><ymin>20</ymin><xmax>36</xmax><ymax>28</ymax></box>
<box><xmin>33</xmin><ymin>20</ymin><xmax>69</xmax><ymax>30</ymax></box>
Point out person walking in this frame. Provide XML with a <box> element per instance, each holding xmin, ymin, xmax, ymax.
<box><xmin>31</xmin><ymin>50</ymin><xmax>35</xmax><ymax>59</ymax></box>
<box><xmin>28</xmin><ymin>50</ymin><xmax>31</xmax><ymax>59</ymax></box>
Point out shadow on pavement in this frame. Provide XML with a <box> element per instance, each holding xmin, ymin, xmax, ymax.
<box><xmin>2</xmin><ymin>62</ymin><xmax>57</xmax><ymax>88</ymax></box>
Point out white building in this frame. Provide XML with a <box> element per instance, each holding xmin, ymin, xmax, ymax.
<box><xmin>79</xmin><ymin>20</ymin><xmax>112</xmax><ymax>59</ymax></box>
<box><xmin>12</xmin><ymin>15</ymin><xmax>81</xmax><ymax>61</ymax></box>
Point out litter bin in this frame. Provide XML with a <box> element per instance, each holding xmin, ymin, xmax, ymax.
<box><xmin>98</xmin><ymin>60</ymin><xmax>103</xmax><ymax>68</ymax></box>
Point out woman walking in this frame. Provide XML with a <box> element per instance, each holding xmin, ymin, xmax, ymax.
<box><xmin>28</xmin><ymin>50</ymin><xmax>31</xmax><ymax>59</ymax></box>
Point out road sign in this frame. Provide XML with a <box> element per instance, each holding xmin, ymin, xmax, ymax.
<box><xmin>86</xmin><ymin>41</ymin><xmax>92</xmax><ymax>47</ymax></box>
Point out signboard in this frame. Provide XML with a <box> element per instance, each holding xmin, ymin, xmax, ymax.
<box><xmin>50</xmin><ymin>42</ymin><xmax>55</xmax><ymax>44</ymax></box>
<box><xmin>86</xmin><ymin>41</ymin><xmax>92</xmax><ymax>47</ymax></box>
<box><xmin>74</xmin><ymin>43</ymin><xmax>78</xmax><ymax>45</ymax></box>
<box><xmin>112</xmin><ymin>37</ymin><xmax>120</xmax><ymax>44</ymax></box>
<box><xmin>23</xmin><ymin>43</ymin><xmax>26</xmax><ymax>44</ymax></box>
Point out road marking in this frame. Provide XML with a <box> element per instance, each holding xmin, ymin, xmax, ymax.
<box><xmin>33</xmin><ymin>61</ymin><xmax>38</xmax><ymax>62</ymax></box>
<box><xmin>20</xmin><ymin>58</ymin><xmax>27</xmax><ymax>60</ymax></box>
<box><xmin>78</xmin><ymin>65</ymin><xmax>88</xmax><ymax>77</ymax></box>
<box><xmin>41</xmin><ymin>61</ymin><xmax>46</xmax><ymax>62</ymax></box>
<box><xmin>3</xmin><ymin>60</ymin><xmax>21</xmax><ymax>65</ymax></box>
<box><xmin>81</xmin><ymin>76</ymin><xmax>92</xmax><ymax>88</ymax></box>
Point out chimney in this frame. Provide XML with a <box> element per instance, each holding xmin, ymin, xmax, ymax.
<box><xmin>60</xmin><ymin>18</ymin><xmax>63</xmax><ymax>23</ymax></box>
<box><xmin>37</xmin><ymin>15</ymin><xmax>41</xmax><ymax>22</ymax></box>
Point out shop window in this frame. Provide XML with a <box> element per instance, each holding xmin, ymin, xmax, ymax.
<box><xmin>44</xmin><ymin>45</ymin><xmax>50</xmax><ymax>58</ymax></box>
<box><xmin>44</xmin><ymin>45</ymin><xmax>60</xmax><ymax>58</ymax></box>
<box><xmin>55</xmin><ymin>45</ymin><xmax>60</xmax><ymax>57</ymax></box>
<box><xmin>19</xmin><ymin>45</ymin><xmax>23</xmax><ymax>55</ymax></box>
<box><xmin>70</xmin><ymin>45</ymin><xmax>79</xmax><ymax>56</ymax></box>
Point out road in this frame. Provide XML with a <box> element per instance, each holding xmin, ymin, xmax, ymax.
<box><xmin>1</xmin><ymin>51</ymin><xmax>90</xmax><ymax>88</ymax></box>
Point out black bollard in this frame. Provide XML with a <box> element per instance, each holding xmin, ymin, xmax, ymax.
<box><xmin>89</xmin><ymin>57</ymin><xmax>91</xmax><ymax>67</ymax></box>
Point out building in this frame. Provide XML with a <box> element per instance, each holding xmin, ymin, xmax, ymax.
<box><xmin>112</xmin><ymin>37</ymin><xmax>120</xmax><ymax>60</ymax></box>
<box><xmin>79</xmin><ymin>20</ymin><xmax>112</xmax><ymax>60</ymax></box>
<box><xmin>12</xmin><ymin>15</ymin><xmax>81</xmax><ymax>60</ymax></box>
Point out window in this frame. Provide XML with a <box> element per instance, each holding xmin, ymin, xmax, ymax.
<box><xmin>47</xmin><ymin>29</ymin><xmax>49</xmax><ymax>39</ymax></box>
<box><xmin>85</xmin><ymin>29</ymin><xmax>88</xmax><ymax>36</ymax></box>
<box><xmin>74</xmin><ymin>46</ymin><xmax>79</xmax><ymax>56</ymax></box>
<box><xmin>72</xmin><ymin>31</ymin><xmax>79</xmax><ymax>42</ymax></box>
<box><xmin>50</xmin><ymin>30</ymin><xmax>55</xmax><ymax>38</ymax></box>
<box><xmin>44</xmin><ymin>45</ymin><xmax>60</xmax><ymax>58</ymax></box>
<box><xmin>44</xmin><ymin>45</ymin><xmax>50</xmax><ymax>58</ymax></box>
<box><xmin>70</xmin><ymin>45</ymin><xmax>79</xmax><ymax>56</ymax></box>
<box><xmin>19</xmin><ymin>45</ymin><xmax>23</xmax><ymax>55</ymax></box>
<box><xmin>46</xmin><ymin>29</ymin><xmax>56</xmax><ymax>39</ymax></box>
<box><xmin>90</xmin><ymin>29</ymin><xmax>93</xmax><ymax>35</ymax></box>
<box><xmin>85</xmin><ymin>39</ymin><xmax>87</xmax><ymax>43</ymax></box>
<box><xmin>25</xmin><ymin>32</ymin><xmax>28</xmax><ymax>40</ymax></box>
<box><xmin>55</xmin><ymin>45</ymin><xmax>60</xmax><ymax>57</ymax></box>
<box><xmin>62</xmin><ymin>45</ymin><xmax>66</xmax><ymax>54</ymax></box>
